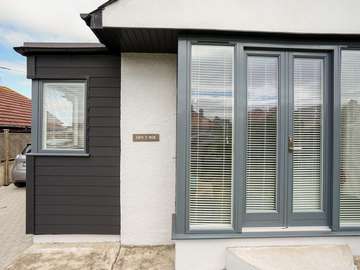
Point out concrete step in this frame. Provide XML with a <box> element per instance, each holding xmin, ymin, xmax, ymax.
<box><xmin>226</xmin><ymin>245</ymin><xmax>356</xmax><ymax>270</ymax></box>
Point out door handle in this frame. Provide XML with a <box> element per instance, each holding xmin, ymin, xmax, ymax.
<box><xmin>288</xmin><ymin>137</ymin><xmax>303</xmax><ymax>152</ymax></box>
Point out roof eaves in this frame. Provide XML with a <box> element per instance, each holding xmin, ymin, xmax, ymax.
<box><xmin>14</xmin><ymin>42</ymin><xmax>108</xmax><ymax>56</ymax></box>
<box><xmin>81</xmin><ymin>0</ymin><xmax>118</xmax><ymax>29</ymax></box>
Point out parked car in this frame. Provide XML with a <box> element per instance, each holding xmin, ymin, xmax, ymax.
<box><xmin>11</xmin><ymin>144</ymin><xmax>31</xmax><ymax>187</ymax></box>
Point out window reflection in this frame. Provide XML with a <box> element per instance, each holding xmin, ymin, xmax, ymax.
<box><xmin>42</xmin><ymin>82</ymin><xmax>85</xmax><ymax>150</ymax></box>
<box><xmin>189</xmin><ymin>45</ymin><xmax>234</xmax><ymax>228</ymax></box>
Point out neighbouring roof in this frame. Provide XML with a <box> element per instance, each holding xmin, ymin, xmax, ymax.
<box><xmin>0</xmin><ymin>86</ymin><xmax>31</xmax><ymax>128</ymax></box>
<box><xmin>14</xmin><ymin>42</ymin><xmax>108</xmax><ymax>56</ymax></box>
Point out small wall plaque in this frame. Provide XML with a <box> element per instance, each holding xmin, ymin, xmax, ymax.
<box><xmin>133</xmin><ymin>133</ymin><xmax>160</xmax><ymax>142</ymax></box>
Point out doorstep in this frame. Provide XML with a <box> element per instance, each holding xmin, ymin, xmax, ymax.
<box><xmin>226</xmin><ymin>245</ymin><xmax>356</xmax><ymax>270</ymax></box>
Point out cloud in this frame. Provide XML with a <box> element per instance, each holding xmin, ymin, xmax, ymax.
<box><xmin>0</xmin><ymin>27</ymin><xmax>34</xmax><ymax>47</ymax></box>
<box><xmin>0</xmin><ymin>0</ymin><xmax>106</xmax><ymax>46</ymax></box>
<box><xmin>0</xmin><ymin>59</ymin><xmax>26</xmax><ymax>75</ymax></box>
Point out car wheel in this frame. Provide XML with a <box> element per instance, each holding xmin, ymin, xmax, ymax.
<box><xmin>14</xmin><ymin>182</ymin><xmax>26</xmax><ymax>188</ymax></box>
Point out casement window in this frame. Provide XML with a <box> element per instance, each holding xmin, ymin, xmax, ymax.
<box><xmin>176</xmin><ymin>40</ymin><xmax>360</xmax><ymax>236</ymax></box>
<box><xmin>40</xmin><ymin>82</ymin><xmax>86</xmax><ymax>153</ymax></box>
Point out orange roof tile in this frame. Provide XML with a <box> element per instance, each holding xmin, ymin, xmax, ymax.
<box><xmin>0</xmin><ymin>86</ymin><xmax>31</xmax><ymax>128</ymax></box>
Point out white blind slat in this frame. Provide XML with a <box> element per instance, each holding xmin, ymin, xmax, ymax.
<box><xmin>246</xmin><ymin>56</ymin><xmax>279</xmax><ymax>213</ymax></box>
<box><xmin>340</xmin><ymin>50</ymin><xmax>360</xmax><ymax>226</ymax></box>
<box><xmin>189</xmin><ymin>45</ymin><xmax>234</xmax><ymax>228</ymax></box>
<box><xmin>292</xmin><ymin>58</ymin><xmax>324</xmax><ymax>213</ymax></box>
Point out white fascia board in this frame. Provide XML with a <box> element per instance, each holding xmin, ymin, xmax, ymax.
<box><xmin>102</xmin><ymin>0</ymin><xmax>360</xmax><ymax>35</ymax></box>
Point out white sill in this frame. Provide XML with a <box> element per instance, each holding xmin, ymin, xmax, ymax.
<box><xmin>242</xmin><ymin>226</ymin><xmax>332</xmax><ymax>233</ymax></box>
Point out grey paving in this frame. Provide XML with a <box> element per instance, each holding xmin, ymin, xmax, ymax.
<box><xmin>0</xmin><ymin>184</ymin><xmax>32</xmax><ymax>270</ymax></box>
<box><xmin>5</xmin><ymin>243</ymin><xmax>175</xmax><ymax>270</ymax></box>
<box><xmin>5</xmin><ymin>243</ymin><xmax>120</xmax><ymax>270</ymax></box>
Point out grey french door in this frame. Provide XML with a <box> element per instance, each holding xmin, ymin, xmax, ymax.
<box><xmin>245</xmin><ymin>50</ymin><xmax>330</xmax><ymax>227</ymax></box>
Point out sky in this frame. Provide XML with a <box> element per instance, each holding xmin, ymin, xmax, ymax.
<box><xmin>0</xmin><ymin>0</ymin><xmax>106</xmax><ymax>98</ymax></box>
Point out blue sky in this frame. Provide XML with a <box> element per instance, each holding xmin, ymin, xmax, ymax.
<box><xmin>0</xmin><ymin>0</ymin><xmax>105</xmax><ymax>99</ymax></box>
<box><xmin>0</xmin><ymin>38</ymin><xmax>29</xmax><ymax>97</ymax></box>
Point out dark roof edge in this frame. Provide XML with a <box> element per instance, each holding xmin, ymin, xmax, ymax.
<box><xmin>81</xmin><ymin>0</ymin><xmax>118</xmax><ymax>29</ymax></box>
<box><xmin>14</xmin><ymin>42</ymin><xmax>109</xmax><ymax>56</ymax></box>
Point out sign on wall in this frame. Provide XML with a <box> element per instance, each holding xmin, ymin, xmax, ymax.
<box><xmin>132</xmin><ymin>134</ymin><xmax>160</xmax><ymax>142</ymax></box>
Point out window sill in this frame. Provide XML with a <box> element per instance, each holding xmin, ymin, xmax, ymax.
<box><xmin>27</xmin><ymin>152</ymin><xmax>90</xmax><ymax>157</ymax></box>
<box><xmin>172</xmin><ymin>216</ymin><xmax>360</xmax><ymax>240</ymax></box>
<box><xmin>172</xmin><ymin>229</ymin><xmax>360</xmax><ymax>240</ymax></box>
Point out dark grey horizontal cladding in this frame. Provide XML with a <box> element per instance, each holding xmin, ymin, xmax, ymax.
<box><xmin>36</xmin><ymin>225</ymin><xmax>119</xmax><ymax>235</ymax></box>
<box><xmin>35</xmin><ymin>54</ymin><xmax>119</xmax><ymax>67</ymax></box>
<box><xmin>35</xmin><ymin>215</ymin><xmax>120</xmax><ymax>225</ymax></box>
<box><xmin>89</xmin><ymin>77</ymin><xmax>120</xmax><ymax>88</ymax></box>
<box><xmin>35</xmin><ymin>66</ymin><xmax>119</xmax><ymax>79</ymax></box>
<box><xmin>30</xmin><ymin>52</ymin><xmax>120</xmax><ymax>235</ymax></box>
<box><xmin>35</xmin><ymin>156</ymin><xmax>119</xmax><ymax>167</ymax></box>
<box><xmin>89</xmin><ymin>117</ymin><xmax>120</xmax><ymax>127</ymax></box>
<box><xmin>89</xmin><ymin>87</ymin><xmax>120</xmax><ymax>98</ymax></box>
<box><xmin>28</xmin><ymin>54</ymin><xmax>120</xmax><ymax>79</ymax></box>
<box><xmin>36</xmin><ymin>166</ymin><xmax>119</xmax><ymax>177</ymax></box>
<box><xmin>36</xmin><ymin>205</ymin><xmax>120</xmax><ymax>216</ymax></box>
<box><xmin>36</xmin><ymin>195</ymin><xmax>119</xmax><ymax>206</ymax></box>
<box><xmin>89</xmin><ymin>137</ymin><xmax>120</xmax><ymax>147</ymax></box>
<box><xmin>91</xmin><ymin>147</ymin><xmax>120</xmax><ymax>157</ymax></box>
<box><xmin>36</xmin><ymin>176</ymin><xmax>119</xmax><ymax>186</ymax></box>
<box><xmin>36</xmin><ymin>186</ymin><xmax>119</xmax><ymax>197</ymax></box>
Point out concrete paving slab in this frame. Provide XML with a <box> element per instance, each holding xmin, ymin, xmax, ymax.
<box><xmin>5</xmin><ymin>243</ymin><xmax>120</xmax><ymax>270</ymax></box>
<box><xmin>114</xmin><ymin>245</ymin><xmax>174</xmax><ymax>270</ymax></box>
<box><xmin>0</xmin><ymin>184</ymin><xmax>32</xmax><ymax>270</ymax></box>
<box><xmin>227</xmin><ymin>245</ymin><xmax>355</xmax><ymax>270</ymax></box>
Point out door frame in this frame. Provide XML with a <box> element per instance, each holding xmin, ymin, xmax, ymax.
<box><xmin>286</xmin><ymin>51</ymin><xmax>331</xmax><ymax>226</ymax></box>
<box><xmin>243</xmin><ymin>50</ymin><xmax>286</xmax><ymax>227</ymax></box>
<box><xmin>244</xmin><ymin>49</ymin><xmax>331</xmax><ymax>227</ymax></box>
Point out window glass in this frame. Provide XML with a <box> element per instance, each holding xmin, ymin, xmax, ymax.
<box><xmin>189</xmin><ymin>45</ymin><xmax>234</xmax><ymax>229</ymax></box>
<box><xmin>42</xmin><ymin>82</ymin><xmax>86</xmax><ymax>151</ymax></box>
<box><xmin>340</xmin><ymin>50</ymin><xmax>360</xmax><ymax>226</ymax></box>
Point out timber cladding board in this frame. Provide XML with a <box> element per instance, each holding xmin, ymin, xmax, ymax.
<box><xmin>29</xmin><ymin>53</ymin><xmax>120</xmax><ymax>235</ymax></box>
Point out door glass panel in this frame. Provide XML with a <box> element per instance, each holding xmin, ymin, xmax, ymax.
<box><xmin>292</xmin><ymin>58</ymin><xmax>324</xmax><ymax>212</ymax></box>
<box><xmin>246</xmin><ymin>56</ymin><xmax>279</xmax><ymax>213</ymax></box>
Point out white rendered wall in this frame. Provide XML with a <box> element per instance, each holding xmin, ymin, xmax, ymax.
<box><xmin>176</xmin><ymin>237</ymin><xmax>360</xmax><ymax>270</ymax></box>
<box><xmin>103</xmin><ymin>0</ymin><xmax>360</xmax><ymax>35</ymax></box>
<box><xmin>120</xmin><ymin>53</ymin><xmax>176</xmax><ymax>245</ymax></box>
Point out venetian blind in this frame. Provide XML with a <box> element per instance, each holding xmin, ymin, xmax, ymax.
<box><xmin>189</xmin><ymin>45</ymin><xmax>234</xmax><ymax>229</ymax></box>
<box><xmin>42</xmin><ymin>82</ymin><xmax>86</xmax><ymax>150</ymax></box>
<box><xmin>292</xmin><ymin>58</ymin><xmax>323</xmax><ymax>212</ymax></box>
<box><xmin>246</xmin><ymin>56</ymin><xmax>278</xmax><ymax>213</ymax></box>
<box><xmin>340</xmin><ymin>50</ymin><xmax>360</xmax><ymax>226</ymax></box>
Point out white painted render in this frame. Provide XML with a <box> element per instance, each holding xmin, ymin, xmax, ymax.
<box><xmin>175</xmin><ymin>237</ymin><xmax>360</xmax><ymax>270</ymax></box>
<box><xmin>120</xmin><ymin>53</ymin><xmax>177</xmax><ymax>245</ymax></box>
<box><xmin>33</xmin><ymin>235</ymin><xmax>120</xmax><ymax>243</ymax></box>
<box><xmin>103</xmin><ymin>0</ymin><xmax>360</xmax><ymax>35</ymax></box>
